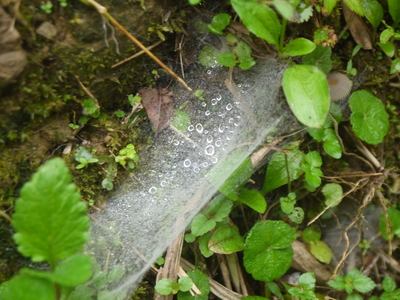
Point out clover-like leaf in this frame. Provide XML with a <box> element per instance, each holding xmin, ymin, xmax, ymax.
<box><xmin>12</xmin><ymin>158</ymin><xmax>90</xmax><ymax>265</ymax></box>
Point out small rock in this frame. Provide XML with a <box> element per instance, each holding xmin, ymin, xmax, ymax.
<box><xmin>36</xmin><ymin>22</ymin><xmax>58</xmax><ymax>40</ymax></box>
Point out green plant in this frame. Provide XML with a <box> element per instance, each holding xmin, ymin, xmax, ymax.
<box><xmin>328</xmin><ymin>269</ymin><xmax>376</xmax><ymax>297</ymax></box>
<box><xmin>0</xmin><ymin>158</ymin><xmax>92</xmax><ymax>300</ymax></box>
<box><xmin>287</xmin><ymin>272</ymin><xmax>318</xmax><ymax>300</ymax></box>
<box><xmin>114</xmin><ymin>143</ymin><xmax>139</xmax><ymax>169</ymax></box>
<box><xmin>75</xmin><ymin>147</ymin><xmax>99</xmax><ymax>169</ymax></box>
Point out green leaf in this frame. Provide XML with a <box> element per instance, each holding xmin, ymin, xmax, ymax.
<box><xmin>206</xmin><ymin>152</ymin><xmax>253</xmax><ymax>200</ymax></box>
<box><xmin>242</xmin><ymin>297</ymin><xmax>269</xmax><ymax>300</ymax></box>
<box><xmin>325</xmin><ymin>0</ymin><xmax>338</xmax><ymax>14</ymax></box>
<box><xmin>236</xmin><ymin>41</ymin><xmax>256</xmax><ymax>70</ymax></box>
<box><xmin>380</xmin><ymin>207</ymin><xmax>400</xmax><ymax>240</ymax></box>
<box><xmin>391</xmin><ymin>58</ymin><xmax>400</xmax><ymax>74</ymax></box>
<box><xmin>155</xmin><ymin>278</ymin><xmax>174</xmax><ymax>295</ymax></box>
<box><xmin>199</xmin><ymin>233</ymin><xmax>213</xmax><ymax>257</ymax></box>
<box><xmin>380</xmin><ymin>28</ymin><xmax>395</xmax><ymax>44</ymax></box>
<box><xmin>267</xmin><ymin>281</ymin><xmax>284</xmax><ymax>298</ymax></box>
<box><xmin>12</xmin><ymin>158</ymin><xmax>90</xmax><ymax>265</ymax></box>
<box><xmin>299</xmin><ymin>272</ymin><xmax>316</xmax><ymax>289</ymax></box>
<box><xmin>178</xmin><ymin>269</ymin><xmax>210</xmax><ymax>300</ymax></box>
<box><xmin>388</xmin><ymin>0</ymin><xmax>400</xmax><ymax>24</ymax></box>
<box><xmin>172</xmin><ymin>111</ymin><xmax>191</xmax><ymax>132</ymax></box>
<box><xmin>273</xmin><ymin>0</ymin><xmax>299</xmax><ymax>22</ymax></box>
<box><xmin>216</xmin><ymin>51</ymin><xmax>237</xmax><ymax>67</ymax></box>
<box><xmin>343</xmin><ymin>0</ymin><xmax>364</xmax><ymax>16</ymax></box>
<box><xmin>347</xmin><ymin>293</ymin><xmax>363</xmax><ymax>300</ymax></box>
<box><xmin>107</xmin><ymin>265</ymin><xmax>125</xmax><ymax>283</ymax></box>
<box><xmin>280</xmin><ymin>192</ymin><xmax>296</xmax><ymax>214</ymax></box>
<box><xmin>349</xmin><ymin>90</ymin><xmax>389</xmax><ymax>144</ymax></box>
<box><xmin>69</xmin><ymin>285</ymin><xmax>96</xmax><ymax>300</ymax></box>
<box><xmin>289</xmin><ymin>207</ymin><xmax>304</xmax><ymax>224</ymax></box>
<box><xmin>322</xmin><ymin>183</ymin><xmax>343</xmax><ymax>207</ymax></box>
<box><xmin>382</xmin><ymin>276</ymin><xmax>396</xmax><ymax>293</ymax></box>
<box><xmin>231</xmin><ymin>0</ymin><xmax>281</xmax><ymax>47</ymax></box>
<box><xmin>377</xmin><ymin>41</ymin><xmax>395</xmax><ymax>57</ymax></box>
<box><xmin>237</xmin><ymin>188</ymin><xmax>266</xmax><ymax>213</ymax></box>
<box><xmin>208</xmin><ymin>224</ymin><xmax>245</xmax><ymax>254</ymax></box>
<box><xmin>328</xmin><ymin>275</ymin><xmax>345</xmax><ymax>290</ymax></box>
<box><xmin>207</xmin><ymin>13</ymin><xmax>231</xmax><ymax>35</ymax></box>
<box><xmin>263</xmin><ymin>149</ymin><xmax>305</xmax><ymax>194</ymax></box>
<box><xmin>305</xmin><ymin>151</ymin><xmax>322</xmax><ymax>167</ymax></box>
<box><xmin>51</xmin><ymin>254</ymin><xmax>92</xmax><ymax>286</ymax></box>
<box><xmin>244</xmin><ymin>221</ymin><xmax>295</xmax><ymax>281</ymax></box>
<box><xmin>302</xmin><ymin>226</ymin><xmax>321</xmax><ymax>242</ymax></box>
<box><xmin>360</xmin><ymin>0</ymin><xmax>383</xmax><ymax>30</ymax></box>
<box><xmin>302</xmin><ymin>45</ymin><xmax>332</xmax><ymax>74</ymax></box>
<box><xmin>309</xmin><ymin>240</ymin><xmax>332</xmax><ymax>263</ymax></box>
<box><xmin>204</xmin><ymin>194</ymin><xmax>233</xmax><ymax>222</ymax></box>
<box><xmin>0</xmin><ymin>275</ymin><xmax>55</xmax><ymax>300</ymax></box>
<box><xmin>178</xmin><ymin>277</ymin><xmax>194</xmax><ymax>292</ymax></box>
<box><xmin>349</xmin><ymin>269</ymin><xmax>376</xmax><ymax>293</ymax></box>
<box><xmin>322</xmin><ymin>128</ymin><xmax>342</xmax><ymax>159</ymax></box>
<box><xmin>282</xmin><ymin>65</ymin><xmax>330</xmax><ymax>128</ymax></box>
<box><xmin>190</xmin><ymin>214</ymin><xmax>216</xmax><ymax>237</ymax></box>
<box><xmin>198</xmin><ymin>45</ymin><xmax>218</xmax><ymax>68</ymax></box>
<box><xmin>283</xmin><ymin>38</ymin><xmax>316</xmax><ymax>57</ymax></box>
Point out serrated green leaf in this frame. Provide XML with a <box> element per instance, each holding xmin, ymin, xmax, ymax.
<box><xmin>282</xmin><ymin>65</ymin><xmax>330</xmax><ymax>128</ymax></box>
<box><xmin>360</xmin><ymin>0</ymin><xmax>382</xmax><ymax>30</ymax></box>
<box><xmin>244</xmin><ymin>221</ymin><xmax>295</xmax><ymax>281</ymax></box>
<box><xmin>352</xmin><ymin>273</ymin><xmax>376</xmax><ymax>293</ymax></box>
<box><xmin>302</xmin><ymin>163</ymin><xmax>323</xmax><ymax>188</ymax></box>
<box><xmin>305</xmin><ymin>151</ymin><xmax>322</xmax><ymax>167</ymax></box>
<box><xmin>204</xmin><ymin>194</ymin><xmax>233</xmax><ymax>222</ymax></box>
<box><xmin>238</xmin><ymin>188</ymin><xmax>266</xmax><ymax>213</ymax></box>
<box><xmin>208</xmin><ymin>224</ymin><xmax>245</xmax><ymax>254</ymax></box>
<box><xmin>231</xmin><ymin>0</ymin><xmax>281</xmax><ymax>47</ymax></box>
<box><xmin>280</xmin><ymin>193</ymin><xmax>296</xmax><ymax>214</ymax></box>
<box><xmin>12</xmin><ymin>158</ymin><xmax>90</xmax><ymax>265</ymax></box>
<box><xmin>328</xmin><ymin>275</ymin><xmax>345</xmax><ymax>290</ymax></box>
<box><xmin>322</xmin><ymin>183</ymin><xmax>343</xmax><ymax>207</ymax></box>
<box><xmin>309</xmin><ymin>240</ymin><xmax>332</xmax><ymax>263</ymax></box>
<box><xmin>216</xmin><ymin>51</ymin><xmax>237</xmax><ymax>67</ymax></box>
<box><xmin>302</xmin><ymin>45</ymin><xmax>332</xmax><ymax>74</ymax></box>
<box><xmin>349</xmin><ymin>90</ymin><xmax>389</xmax><ymax>145</ymax></box>
<box><xmin>325</xmin><ymin>0</ymin><xmax>338</xmax><ymax>14</ymax></box>
<box><xmin>178</xmin><ymin>277</ymin><xmax>193</xmax><ymax>292</ymax></box>
<box><xmin>389</xmin><ymin>0</ymin><xmax>400</xmax><ymax>24</ymax></box>
<box><xmin>207</xmin><ymin>13</ymin><xmax>231</xmax><ymax>35</ymax></box>
<box><xmin>263</xmin><ymin>149</ymin><xmax>305</xmax><ymax>194</ymax></box>
<box><xmin>380</xmin><ymin>207</ymin><xmax>400</xmax><ymax>240</ymax></box>
<box><xmin>178</xmin><ymin>269</ymin><xmax>210</xmax><ymax>300</ymax></box>
<box><xmin>347</xmin><ymin>293</ymin><xmax>363</xmax><ymax>300</ymax></box>
<box><xmin>344</xmin><ymin>0</ymin><xmax>364</xmax><ymax>16</ymax></box>
<box><xmin>382</xmin><ymin>276</ymin><xmax>396</xmax><ymax>293</ymax></box>
<box><xmin>302</xmin><ymin>226</ymin><xmax>321</xmax><ymax>243</ymax></box>
<box><xmin>199</xmin><ymin>233</ymin><xmax>213</xmax><ymax>257</ymax></box>
<box><xmin>0</xmin><ymin>275</ymin><xmax>55</xmax><ymax>300</ymax></box>
<box><xmin>283</xmin><ymin>38</ymin><xmax>316</xmax><ymax>57</ymax></box>
<box><xmin>190</xmin><ymin>214</ymin><xmax>216</xmax><ymax>237</ymax></box>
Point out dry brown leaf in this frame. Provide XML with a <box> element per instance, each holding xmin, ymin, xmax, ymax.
<box><xmin>139</xmin><ymin>88</ymin><xmax>174</xmax><ymax>136</ymax></box>
<box><xmin>342</xmin><ymin>1</ymin><xmax>373</xmax><ymax>50</ymax></box>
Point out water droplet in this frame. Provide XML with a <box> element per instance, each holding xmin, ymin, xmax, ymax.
<box><xmin>215</xmin><ymin>140</ymin><xmax>221</xmax><ymax>147</ymax></box>
<box><xmin>196</xmin><ymin>123</ymin><xmax>203</xmax><ymax>133</ymax></box>
<box><xmin>226</xmin><ymin>103</ymin><xmax>232</xmax><ymax>111</ymax></box>
<box><xmin>203</xmin><ymin>162</ymin><xmax>209</xmax><ymax>167</ymax></box>
<box><xmin>205</xmin><ymin>110</ymin><xmax>210</xmax><ymax>116</ymax></box>
<box><xmin>211</xmin><ymin>157</ymin><xmax>218</xmax><ymax>164</ymax></box>
<box><xmin>229</xmin><ymin>118</ymin><xmax>233</xmax><ymax>123</ymax></box>
<box><xmin>207</xmin><ymin>136</ymin><xmax>213</xmax><ymax>143</ymax></box>
<box><xmin>218</xmin><ymin>112</ymin><xmax>225</xmax><ymax>118</ymax></box>
<box><xmin>193</xmin><ymin>166</ymin><xmax>200</xmax><ymax>173</ymax></box>
<box><xmin>202</xmin><ymin>102</ymin><xmax>207</xmax><ymax>107</ymax></box>
<box><xmin>211</xmin><ymin>99</ymin><xmax>217</xmax><ymax>105</ymax></box>
<box><xmin>188</xmin><ymin>125</ymin><xmax>194</xmax><ymax>131</ymax></box>
<box><xmin>204</xmin><ymin>130</ymin><xmax>208</xmax><ymax>134</ymax></box>
<box><xmin>184</xmin><ymin>159</ymin><xmax>191</xmax><ymax>167</ymax></box>
<box><xmin>173</xmin><ymin>140</ymin><xmax>180</xmax><ymax>145</ymax></box>
<box><xmin>218</xmin><ymin>124</ymin><xmax>225</xmax><ymax>133</ymax></box>
<box><xmin>160</xmin><ymin>181</ymin><xmax>167</xmax><ymax>187</ymax></box>
<box><xmin>234</xmin><ymin>123</ymin><xmax>239</xmax><ymax>127</ymax></box>
<box><xmin>205</xmin><ymin>145</ymin><xmax>215</xmax><ymax>156</ymax></box>
<box><xmin>207</xmin><ymin>70</ymin><xmax>212</xmax><ymax>74</ymax></box>
<box><xmin>149</xmin><ymin>187</ymin><xmax>157</xmax><ymax>194</ymax></box>
<box><xmin>216</xmin><ymin>94</ymin><xmax>222</xmax><ymax>100</ymax></box>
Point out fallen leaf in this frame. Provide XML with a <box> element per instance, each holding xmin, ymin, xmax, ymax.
<box><xmin>139</xmin><ymin>88</ymin><xmax>174</xmax><ymax>135</ymax></box>
<box><xmin>342</xmin><ymin>1</ymin><xmax>373</xmax><ymax>50</ymax></box>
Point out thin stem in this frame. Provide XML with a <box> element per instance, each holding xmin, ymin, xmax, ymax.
<box><xmin>279</xmin><ymin>18</ymin><xmax>287</xmax><ymax>54</ymax></box>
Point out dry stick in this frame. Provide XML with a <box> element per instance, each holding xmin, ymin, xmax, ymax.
<box><xmin>80</xmin><ymin>0</ymin><xmax>192</xmax><ymax>91</ymax></box>
<box><xmin>111</xmin><ymin>40</ymin><xmax>164</xmax><ymax>69</ymax></box>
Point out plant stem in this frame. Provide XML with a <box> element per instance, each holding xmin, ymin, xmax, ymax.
<box><xmin>279</xmin><ymin>18</ymin><xmax>287</xmax><ymax>54</ymax></box>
